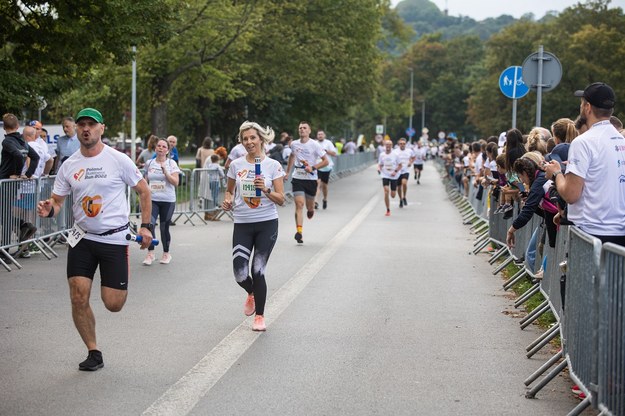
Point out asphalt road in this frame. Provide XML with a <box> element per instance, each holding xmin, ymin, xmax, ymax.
<box><xmin>0</xmin><ymin>162</ymin><xmax>587</xmax><ymax>415</ymax></box>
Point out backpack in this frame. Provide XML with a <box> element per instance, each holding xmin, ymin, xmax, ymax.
<box><xmin>539</xmin><ymin>177</ymin><xmax>559</xmax><ymax>214</ymax></box>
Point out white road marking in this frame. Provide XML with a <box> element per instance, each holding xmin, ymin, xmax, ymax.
<box><xmin>142</xmin><ymin>192</ymin><xmax>381</xmax><ymax>416</ymax></box>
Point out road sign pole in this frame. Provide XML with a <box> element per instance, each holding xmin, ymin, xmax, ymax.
<box><xmin>512</xmin><ymin>99</ymin><xmax>517</xmax><ymax>129</ymax></box>
<box><xmin>536</xmin><ymin>45</ymin><xmax>544</xmax><ymax>127</ymax></box>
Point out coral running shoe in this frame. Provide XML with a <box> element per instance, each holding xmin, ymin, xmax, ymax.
<box><xmin>244</xmin><ymin>294</ymin><xmax>255</xmax><ymax>316</ymax></box>
<box><xmin>252</xmin><ymin>315</ymin><xmax>266</xmax><ymax>331</ymax></box>
<box><xmin>385</xmin><ymin>210</ymin><xmax>391</xmax><ymax>217</ymax></box>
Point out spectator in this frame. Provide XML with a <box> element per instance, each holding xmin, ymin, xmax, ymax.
<box><xmin>55</xmin><ymin>116</ymin><xmax>80</xmax><ymax>173</ymax></box>
<box><xmin>545</xmin><ymin>82</ymin><xmax>625</xmax><ymax>246</ymax></box>
<box><xmin>136</xmin><ymin>135</ymin><xmax>158</xmax><ymax>169</ymax></box>
<box><xmin>343</xmin><ymin>139</ymin><xmax>357</xmax><ymax>155</ymax></box>
<box><xmin>166</xmin><ymin>135</ymin><xmax>179</xmax><ymax>164</ymax></box>
<box><xmin>1</xmin><ymin>113</ymin><xmax>40</xmax><ymax>249</ymax></box>
<box><xmin>195</xmin><ymin>136</ymin><xmax>214</xmax><ymax>168</ymax></box>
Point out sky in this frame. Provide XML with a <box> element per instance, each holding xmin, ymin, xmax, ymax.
<box><xmin>391</xmin><ymin>0</ymin><xmax>625</xmax><ymax>21</ymax></box>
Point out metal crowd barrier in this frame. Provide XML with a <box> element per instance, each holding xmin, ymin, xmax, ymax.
<box><xmin>440</xmin><ymin>165</ymin><xmax>625</xmax><ymax>416</ymax></box>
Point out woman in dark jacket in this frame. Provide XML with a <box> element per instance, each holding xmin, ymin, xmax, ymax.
<box><xmin>506</xmin><ymin>153</ymin><xmax>552</xmax><ymax>248</ymax></box>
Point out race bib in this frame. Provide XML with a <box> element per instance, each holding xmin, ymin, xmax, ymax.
<box><xmin>150</xmin><ymin>181</ymin><xmax>166</xmax><ymax>193</ymax></box>
<box><xmin>383</xmin><ymin>162</ymin><xmax>395</xmax><ymax>173</ymax></box>
<box><xmin>67</xmin><ymin>222</ymin><xmax>86</xmax><ymax>248</ymax></box>
<box><xmin>293</xmin><ymin>167</ymin><xmax>309</xmax><ymax>179</ymax></box>
<box><xmin>240</xmin><ymin>179</ymin><xmax>258</xmax><ymax>198</ymax></box>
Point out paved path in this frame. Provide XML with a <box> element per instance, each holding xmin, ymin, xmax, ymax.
<box><xmin>0</xmin><ymin>162</ymin><xmax>586</xmax><ymax>415</ymax></box>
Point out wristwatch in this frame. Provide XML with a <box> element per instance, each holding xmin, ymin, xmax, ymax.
<box><xmin>140</xmin><ymin>223</ymin><xmax>154</xmax><ymax>232</ymax></box>
<box><xmin>552</xmin><ymin>171</ymin><xmax>562</xmax><ymax>181</ymax></box>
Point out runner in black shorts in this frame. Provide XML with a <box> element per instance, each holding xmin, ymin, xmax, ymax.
<box><xmin>314</xmin><ymin>130</ymin><xmax>337</xmax><ymax>210</ymax></box>
<box><xmin>378</xmin><ymin>139</ymin><xmax>402</xmax><ymax>216</ymax></box>
<box><xmin>37</xmin><ymin>108</ymin><xmax>153</xmax><ymax>372</ymax></box>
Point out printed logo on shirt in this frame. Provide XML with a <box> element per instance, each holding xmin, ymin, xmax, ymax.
<box><xmin>73</xmin><ymin>169</ymin><xmax>85</xmax><ymax>181</ymax></box>
<box><xmin>615</xmin><ymin>145</ymin><xmax>625</xmax><ymax>152</ymax></box>
<box><xmin>84</xmin><ymin>167</ymin><xmax>108</xmax><ymax>180</ymax></box>
<box><xmin>81</xmin><ymin>195</ymin><xmax>103</xmax><ymax>217</ymax></box>
<box><xmin>619</xmin><ymin>175</ymin><xmax>625</xmax><ymax>184</ymax></box>
<box><xmin>618</xmin><ymin>160</ymin><xmax>625</xmax><ymax>168</ymax></box>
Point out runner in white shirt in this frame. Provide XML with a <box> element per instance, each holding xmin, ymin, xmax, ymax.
<box><xmin>142</xmin><ymin>138</ymin><xmax>181</xmax><ymax>265</ymax></box>
<box><xmin>285</xmin><ymin>121</ymin><xmax>329</xmax><ymax>244</ymax></box>
<box><xmin>378</xmin><ymin>139</ymin><xmax>403</xmax><ymax>216</ymax></box>
<box><xmin>545</xmin><ymin>82</ymin><xmax>625</xmax><ymax>245</ymax></box>
<box><xmin>222</xmin><ymin>121</ymin><xmax>285</xmax><ymax>332</ymax></box>
<box><xmin>412</xmin><ymin>142</ymin><xmax>425</xmax><ymax>184</ymax></box>
<box><xmin>393</xmin><ymin>137</ymin><xmax>414</xmax><ymax>208</ymax></box>
<box><xmin>315</xmin><ymin>129</ymin><xmax>338</xmax><ymax>210</ymax></box>
<box><xmin>37</xmin><ymin>108</ymin><xmax>152</xmax><ymax>372</ymax></box>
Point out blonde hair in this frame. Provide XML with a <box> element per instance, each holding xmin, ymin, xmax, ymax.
<box><xmin>526</xmin><ymin>128</ymin><xmax>548</xmax><ymax>155</ymax></box>
<box><xmin>238</xmin><ymin>121</ymin><xmax>275</xmax><ymax>147</ymax></box>
<box><xmin>551</xmin><ymin>118</ymin><xmax>578</xmax><ymax>144</ymax></box>
<box><xmin>521</xmin><ymin>150</ymin><xmax>545</xmax><ymax>166</ymax></box>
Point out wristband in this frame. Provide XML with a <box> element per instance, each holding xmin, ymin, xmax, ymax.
<box><xmin>140</xmin><ymin>223</ymin><xmax>154</xmax><ymax>232</ymax></box>
<box><xmin>263</xmin><ymin>188</ymin><xmax>271</xmax><ymax>195</ymax></box>
<box><xmin>47</xmin><ymin>206</ymin><xmax>55</xmax><ymax>218</ymax></box>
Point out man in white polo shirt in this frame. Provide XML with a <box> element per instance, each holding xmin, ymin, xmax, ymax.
<box><xmin>545</xmin><ymin>82</ymin><xmax>625</xmax><ymax>246</ymax></box>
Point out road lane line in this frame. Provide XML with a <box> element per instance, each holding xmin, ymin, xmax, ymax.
<box><xmin>142</xmin><ymin>192</ymin><xmax>381</xmax><ymax>416</ymax></box>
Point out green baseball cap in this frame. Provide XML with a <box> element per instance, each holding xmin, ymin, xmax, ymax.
<box><xmin>75</xmin><ymin>108</ymin><xmax>104</xmax><ymax>123</ymax></box>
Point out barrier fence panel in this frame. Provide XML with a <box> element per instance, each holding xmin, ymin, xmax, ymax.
<box><xmin>541</xmin><ymin>224</ymin><xmax>569</xmax><ymax>322</ymax></box>
<box><xmin>563</xmin><ymin>227</ymin><xmax>602</xmax><ymax>402</ymax></box>
<box><xmin>192</xmin><ymin>168</ymin><xmax>231</xmax><ymax>221</ymax></box>
<box><xmin>597</xmin><ymin>243</ymin><xmax>625</xmax><ymax>416</ymax></box>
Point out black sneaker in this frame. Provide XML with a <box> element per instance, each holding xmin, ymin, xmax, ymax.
<box><xmin>402</xmin><ymin>198</ymin><xmax>407</xmax><ymax>206</ymax></box>
<box><xmin>294</xmin><ymin>232</ymin><xmax>303</xmax><ymax>244</ymax></box>
<box><xmin>307</xmin><ymin>210</ymin><xmax>314</xmax><ymax>219</ymax></box>
<box><xmin>322</xmin><ymin>200</ymin><xmax>327</xmax><ymax>210</ymax></box>
<box><xmin>314</xmin><ymin>202</ymin><xmax>318</xmax><ymax>210</ymax></box>
<box><xmin>399</xmin><ymin>199</ymin><xmax>404</xmax><ymax>208</ymax></box>
<box><xmin>503</xmin><ymin>208</ymin><xmax>513</xmax><ymax>220</ymax></box>
<box><xmin>79</xmin><ymin>349</ymin><xmax>104</xmax><ymax>371</ymax></box>
<box><xmin>19</xmin><ymin>223</ymin><xmax>37</xmax><ymax>242</ymax></box>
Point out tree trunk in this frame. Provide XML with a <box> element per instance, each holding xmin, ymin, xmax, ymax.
<box><xmin>151</xmin><ymin>77</ymin><xmax>171</xmax><ymax>137</ymax></box>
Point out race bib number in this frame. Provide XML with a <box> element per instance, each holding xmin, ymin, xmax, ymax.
<box><xmin>293</xmin><ymin>167</ymin><xmax>309</xmax><ymax>179</ymax></box>
<box><xmin>150</xmin><ymin>181</ymin><xmax>166</xmax><ymax>193</ymax></box>
<box><xmin>383</xmin><ymin>162</ymin><xmax>395</xmax><ymax>173</ymax></box>
<box><xmin>240</xmin><ymin>179</ymin><xmax>257</xmax><ymax>198</ymax></box>
<box><xmin>67</xmin><ymin>222</ymin><xmax>86</xmax><ymax>248</ymax></box>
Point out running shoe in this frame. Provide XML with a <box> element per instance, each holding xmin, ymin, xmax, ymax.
<box><xmin>294</xmin><ymin>232</ymin><xmax>303</xmax><ymax>244</ymax></box>
<box><xmin>252</xmin><ymin>315</ymin><xmax>266</xmax><ymax>331</ymax></box>
<box><xmin>399</xmin><ymin>199</ymin><xmax>403</xmax><ymax>208</ymax></box>
<box><xmin>403</xmin><ymin>198</ymin><xmax>408</xmax><ymax>206</ymax></box>
<box><xmin>159</xmin><ymin>253</ymin><xmax>172</xmax><ymax>264</ymax></box>
<box><xmin>322</xmin><ymin>200</ymin><xmax>327</xmax><ymax>210</ymax></box>
<box><xmin>417</xmin><ymin>180</ymin><xmax>420</xmax><ymax>184</ymax></box>
<box><xmin>314</xmin><ymin>202</ymin><xmax>318</xmax><ymax>210</ymax></box>
<box><xmin>385</xmin><ymin>210</ymin><xmax>391</xmax><ymax>217</ymax></box>
<box><xmin>244</xmin><ymin>294</ymin><xmax>255</xmax><ymax>316</ymax></box>
<box><xmin>142</xmin><ymin>252</ymin><xmax>155</xmax><ymax>266</ymax></box>
<box><xmin>307</xmin><ymin>210</ymin><xmax>314</xmax><ymax>219</ymax></box>
<box><xmin>19</xmin><ymin>250</ymin><xmax>31</xmax><ymax>258</ymax></box>
<box><xmin>79</xmin><ymin>350</ymin><xmax>104</xmax><ymax>371</ymax></box>
<box><xmin>571</xmin><ymin>385</ymin><xmax>582</xmax><ymax>395</ymax></box>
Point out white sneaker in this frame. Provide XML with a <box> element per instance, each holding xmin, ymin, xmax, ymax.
<box><xmin>142</xmin><ymin>252</ymin><xmax>155</xmax><ymax>266</ymax></box>
<box><xmin>159</xmin><ymin>253</ymin><xmax>171</xmax><ymax>264</ymax></box>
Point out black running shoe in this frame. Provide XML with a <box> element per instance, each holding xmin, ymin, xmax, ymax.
<box><xmin>399</xmin><ymin>199</ymin><xmax>403</xmax><ymax>208</ymax></box>
<box><xmin>314</xmin><ymin>202</ymin><xmax>318</xmax><ymax>210</ymax></box>
<box><xmin>322</xmin><ymin>200</ymin><xmax>327</xmax><ymax>210</ymax></box>
<box><xmin>402</xmin><ymin>198</ymin><xmax>407</xmax><ymax>206</ymax></box>
<box><xmin>307</xmin><ymin>210</ymin><xmax>314</xmax><ymax>219</ymax></box>
<box><xmin>294</xmin><ymin>232</ymin><xmax>303</xmax><ymax>244</ymax></box>
<box><xmin>79</xmin><ymin>350</ymin><xmax>104</xmax><ymax>371</ymax></box>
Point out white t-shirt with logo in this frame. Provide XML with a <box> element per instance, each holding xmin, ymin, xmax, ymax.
<box><xmin>227</xmin><ymin>156</ymin><xmax>285</xmax><ymax>223</ymax></box>
<box><xmin>413</xmin><ymin>146</ymin><xmax>425</xmax><ymax>165</ymax></box>
<box><xmin>566</xmin><ymin>120</ymin><xmax>625</xmax><ymax>236</ymax></box>
<box><xmin>290</xmin><ymin>139</ymin><xmax>326</xmax><ymax>180</ymax></box>
<box><xmin>317</xmin><ymin>139</ymin><xmax>337</xmax><ymax>171</ymax></box>
<box><xmin>378</xmin><ymin>151</ymin><xmax>401</xmax><ymax>179</ymax></box>
<box><xmin>228</xmin><ymin>143</ymin><xmax>247</xmax><ymax>161</ymax></box>
<box><xmin>19</xmin><ymin>140</ymin><xmax>52</xmax><ymax>194</ymax></box>
<box><xmin>145</xmin><ymin>158</ymin><xmax>181</xmax><ymax>203</ymax></box>
<box><xmin>393</xmin><ymin>148</ymin><xmax>414</xmax><ymax>174</ymax></box>
<box><xmin>54</xmin><ymin>145</ymin><xmax>144</xmax><ymax>244</ymax></box>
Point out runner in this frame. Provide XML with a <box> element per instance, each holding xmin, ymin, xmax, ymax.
<box><xmin>284</xmin><ymin>121</ymin><xmax>329</xmax><ymax>244</ymax></box>
<box><xmin>224</xmin><ymin>142</ymin><xmax>247</xmax><ymax>171</ymax></box>
<box><xmin>221</xmin><ymin>121</ymin><xmax>285</xmax><ymax>331</ymax></box>
<box><xmin>378</xmin><ymin>139</ymin><xmax>402</xmax><ymax>216</ymax></box>
<box><xmin>413</xmin><ymin>141</ymin><xmax>426</xmax><ymax>184</ymax></box>
<box><xmin>394</xmin><ymin>137</ymin><xmax>414</xmax><ymax>207</ymax></box>
<box><xmin>142</xmin><ymin>138</ymin><xmax>181</xmax><ymax>265</ymax></box>
<box><xmin>36</xmin><ymin>108</ymin><xmax>153</xmax><ymax>371</ymax></box>
<box><xmin>314</xmin><ymin>129</ymin><xmax>337</xmax><ymax>210</ymax></box>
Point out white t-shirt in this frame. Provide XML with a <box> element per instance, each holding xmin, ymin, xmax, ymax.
<box><xmin>317</xmin><ymin>139</ymin><xmax>337</xmax><ymax>171</ymax></box>
<box><xmin>54</xmin><ymin>145</ymin><xmax>144</xmax><ymax>244</ymax></box>
<box><xmin>566</xmin><ymin>120</ymin><xmax>625</xmax><ymax>235</ymax></box>
<box><xmin>290</xmin><ymin>139</ymin><xmax>326</xmax><ymax>181</ymax></box>
<box><xmin>227</xmin><ymin>143</ymin><xmax>247</xmax><ymax>161</ymax></box>
<box><xmin>227</xmin><ymin>156</ymin><xmax>285</xmax><ymax>223</ymax></box>
<box><xmin>413</xmin><ymin>146</ymin><xmax>425</xmax><ymax>164</ymax></box>
<box><xmin>19</xmin><ymin>140</ymin><xmax>52</xmax><ymax>194</ymax></box>
<box><xmin>378</xmin><ymin>151</ymin><xmax>401</xmax><ymax>179</ymax></box>
<box><xmin>393</xmin><ymin>148</ymin><xmax>414</xmax><ymax>174</ymax></box>
<box><xmin>145</xmin><ymin>158</ymin><xmax>181</xmax><ymax>203</ymax></box>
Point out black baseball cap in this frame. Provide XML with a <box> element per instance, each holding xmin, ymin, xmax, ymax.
<box><xmin>574</xmin><ymin>82</ymin><xmax>616</xmax><ymax>109</ymax></box>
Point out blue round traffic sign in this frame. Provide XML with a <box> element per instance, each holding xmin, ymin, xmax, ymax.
<box><xmin>406</xmin><ymin>127</ymin><xmax>415</xmax><ymax>137</ymax></box>
<box><xmin>499</xmin><ymin>66</ymin><xmax>529</xmax><ymax>100</ymax></box>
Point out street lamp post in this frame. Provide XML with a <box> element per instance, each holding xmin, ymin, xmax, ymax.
<box><xmin>421</xmin><ymin>100</ymin><xmax>425</xmax><ymax>132</ymax></box>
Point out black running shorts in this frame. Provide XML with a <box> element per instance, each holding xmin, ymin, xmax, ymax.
<box><xmin>382</xmin><ymin>178</ymin><xmax>398</xmax><ymax>191</ymax></box>
<box><xmin>317</xmin><ymin>170</ymin><xmax>331</xmax><ymax>184</ymax></box>
<box><xmin>291</xmin><ymin>178</ymin><xmax>318</xmax><ymax>198</ymax></box>
<box><xmin>67</xmin><ymin>238</ymin><xmax>129</xmax><ymax>290</ymax></box>
<box><xmin>413</xmin><ymin>163</ymin><xmax>424</xmax><ymax>171</ymax></box>
<box><xmin>398</xmin><ymin>172</ymin><xmax>409</xmax><ymax>182</ymax></box>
